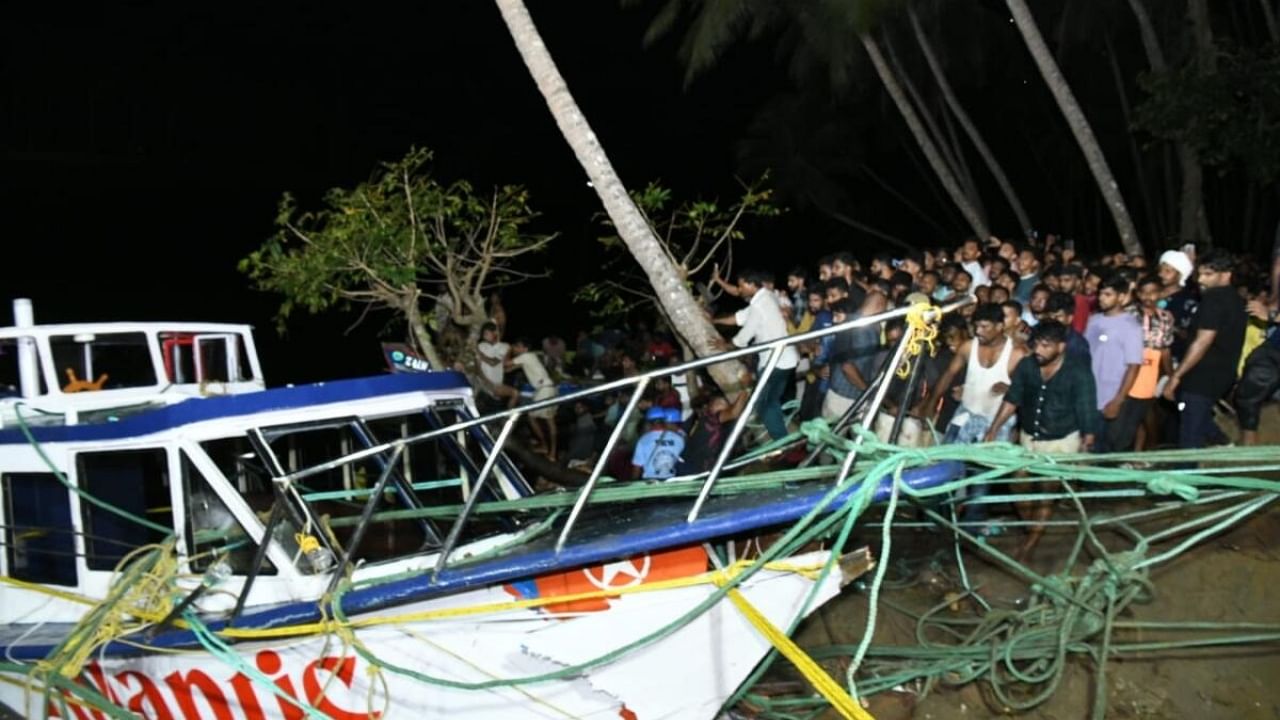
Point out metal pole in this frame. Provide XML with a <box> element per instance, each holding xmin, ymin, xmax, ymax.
<box><xmin>229</xmin><ymin>501</ymin><xmax>281</xmax><ymax>624</ymax></box>
<box><xmin>686</xmin><ymin>344</ymin><xmax>786</xmax><ymax>523</ymax></box>
<box><xmin>432</xmin><ymin>413</ymin><xmax>519</xmax><ymax>579</ymax></box>
<box><xmin>273</xmin><ymin>302</ymin><xmax>962</xmax><ymax>488</ymax></box>
<box><xmin>800</xmin><ymin>374</ymin><xmax>884</xmax><ymax>468</ymax></box>
<box><xmin>326</xmin><ymin>444</ymin><xmax>405</xmax><ymax>593</ymax></box>
<box><xmin>889</xmin><ymin>343</ymin><xmax>927</xmax><ymax>444</ymax></box>
<box><xmin>555</xmin><ymin>377</ymin><xmax>650</xmax><ymax>553</ymax></box>
<box><xmin>830</xmin><ymin>329</ymin><xmax>915</xmax><ymax>488</ymax></box>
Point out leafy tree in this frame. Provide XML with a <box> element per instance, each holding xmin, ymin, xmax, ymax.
<box><xmin>240</xmin><ymin>147</ymin><xmax>552</xmax><ymax>370</ymax></box>
<box><xmin>574</xmin><ymin>177</ymin><xmax>780</xmax><ymax>341</ymax></box>
<box><xmin>1135</xmin><ymin>43</ymin><xmax>1280</xmax><ymax>187</ymax></box>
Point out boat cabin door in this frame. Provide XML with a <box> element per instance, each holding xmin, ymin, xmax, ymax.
<box><xmin>193</xmin><ymin>334</ymin><xmax>242</xmax><ymax>385</ymax></box>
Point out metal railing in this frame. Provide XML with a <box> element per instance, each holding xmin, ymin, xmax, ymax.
<box><xmin>265</xmin><ymin>296</ymin><xmax>970</xmax><ymax>579</ymax></box>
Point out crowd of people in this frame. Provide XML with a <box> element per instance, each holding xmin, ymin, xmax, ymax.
<box><xmin>470</xmin><ymin>232</ymin><xmax>1280</xmax><ymax>552</ymax></box>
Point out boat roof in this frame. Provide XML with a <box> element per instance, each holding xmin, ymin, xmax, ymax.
<box><xmin>0</xmin><ymin>321</ymin><xmax>256</xmax><ymax>339</ymax></box>
<box><xmin>0</xmin><ymin>371</ymin><xmax>472</xmax><ymax>444</ymax></box>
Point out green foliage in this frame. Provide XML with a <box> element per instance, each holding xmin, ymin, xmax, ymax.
<box><xmin>574</xmin><ymin>176</ymin><xmax>781</xmax><ymax>320</ymax></box>
<box><xmin>239</xmin><ymin>147</ymin><xmax>552</xmax><ymax>340</ymax></box>
<box><xmin>1135</xmin><ymin>45</ymin><xmax>1280</xmax><ymax>185</ymax></box>
<box><xmin>639</xmin><ymin>0</ymin><xmax>895</xmax><ymax>91</ymax></box>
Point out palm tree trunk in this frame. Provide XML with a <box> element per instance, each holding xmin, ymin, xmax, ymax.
<box><xmin>860</xmin><ymin>33</ymin><xmax>990</xmax><ymax>242</ymax></box>
<box><xmin>1261</xmin><ymin>0</ymin><xmax>1280</xmax><ymax>43</ymax></box>
<box><xmin>1125</xmin><ymin>0</ymin><xmax>1212</xmax><ymax>246</ymax></box>
<box><xmin>881</xmin><ymin>32</ymin><xmax>982</xmax><ymax>222</ymax></box>
<box><xmin>492</xmin><ymin>0</ymin><xmax>744</xmax><ymax>393</ymax></box>
<box><xmin>1124</xmin><ymin>0</ymin><xmax>1167</xmax><ymax>70</ymax></box>
<box><xmin>858</xmin><ymin>164</ymin><xmax>956</xmax><ymax>238</ymax></box>
<box><xmin>1006</xmin><ymin>0</ymin><xmax>1142</xmax><ymax>256</ymax></box>
<box><xmin>1105</xmin><ymin>34</ymin><xmax>1163</xmax><ymax>246</ymax></box>
<box><xmin>908</xmin><ymin>6</ymin><xmax>1032</xmax><ymax>236</ymax></box>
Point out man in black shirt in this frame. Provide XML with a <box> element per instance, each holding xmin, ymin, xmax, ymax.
<box><xmin>1162</xmin><ymin>249</ymin><xmax>1246</xmax><ymax>449</ymax></box>
<box><xmin>986</xmin><ymin>320</ymin><xmax>1099</xmax><ymax>559</ymax></box>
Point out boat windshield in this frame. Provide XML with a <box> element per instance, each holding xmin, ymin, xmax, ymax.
<box><xmin>199</xmin><ymin>436</ymin><xmax>309</xmax><ymax>569</ymax></box>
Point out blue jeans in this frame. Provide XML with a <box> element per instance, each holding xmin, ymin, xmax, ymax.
<box><xmin>942</xmin><ymin>407</ymin><xmax>1015</xmax><ymax>523</ymax></box>
<box><xmin>1177</xmin><ymin>392</ymin><xmax>1228</xmax><ymax>450</ymax></box>
<box><xmin>759</xmin><ymin>369</ymin><xmax>795</xmax><ymax>440</ymax></box>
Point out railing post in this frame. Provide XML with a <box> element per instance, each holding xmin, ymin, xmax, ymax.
<box><xmin>686</xmin><ymin>344</ymin><xmax>786</xmax><ymax>523</ymax></box>
<box><xmin>432</xmin><ymin>412</ymin><xmax>520</xmax><ymax>579</ymax></box>
<box><xmin>326</xmin><ymin>444</ymin><xmax>405</xmax><ymax>593</ymax></box>
<box><xmin>830</xmin><ymin>326</ymin><xmax>915</xmax><ymax>488</ymax></box>
<box><xmin>555</xmin><ymin>377</ymin><xmax>651</xmax><ymax>553</ymax></box>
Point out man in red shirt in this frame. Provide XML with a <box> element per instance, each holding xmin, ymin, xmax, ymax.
<box><xmin>1053</xmin><ymin>265</ymin><xmax>1093</xmax><ymax>333</ymax></box>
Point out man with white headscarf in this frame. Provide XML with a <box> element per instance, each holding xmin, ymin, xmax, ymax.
<box><xmin>1158</xmin><ymin>249</ymin><xmax>1198</xmax><ymax>358</ymax></box>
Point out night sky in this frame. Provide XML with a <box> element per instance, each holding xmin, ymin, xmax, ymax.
<box><xmin>3</xmin><ymin>2</ymin><xmax>798</xmax><ymax>383</ymax></box>
<box><xmin>6</xmin><ymin>2</ymin><xmax>1254</xmax><ymax>384</ymax></box>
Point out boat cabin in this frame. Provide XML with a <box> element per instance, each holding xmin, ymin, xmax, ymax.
<box><xmin>0</xmin><ymin>300</ymin><xmax>531</xmax><ymax>627</ymax></box>
<box><xmin>0</xmin><ymin>314</ymin><xmax>264</xmax><ymax>428</ymax></box>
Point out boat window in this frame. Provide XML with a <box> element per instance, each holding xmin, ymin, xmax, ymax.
<box><xmin>265</xmin><ymin>420</ymin><xmax>430</xmax><ymax>563</ymax></box>
<box><xmin>51</xmin><ymin>332</ymin><xmax>157</xmax><ymax>391</ymax></box>
<box><xmin>160</xmin><ymin>333</ymin><xmax>197</xmax><ymax>384</ymax></box>
<box><xmin>194</xmin><ymin>335</ymin><xmax>241</xmax><ymax>383</ymax></box>
<box><xmin>365</xmin><ymin>413</ymin><xmax>458</xmax><ymax>505</ymax></box>
<box><xmin>161</xmin><ymin>333</ymin><xmax>255</xmax><ymax>385</ymax></box>
<box><xmin>368</xmin><ymin>409</ymin><xmax>519</xmax><ymax>541</ymax></box>
<box><xmin>78</xmin><ymin>449</ymin><xmax>173</xmax><ymax>570</ymax></box>
<box><xmin>237</xmin><ymin>337</ymin><xmax>256</xmax><ymax>381</ymax></box>
<box><xmin>2</xmin><ymin>473</ymin><xmax>77</xmax><ymax>586</ymax></box>
<box><xmin>0</xmin><ymin>338</ymin><xmax>48</xmax><ymax>397</ymax></box>
<box><xmin>200</xmin><ymin>436</ymin><xmax>303</xmax><ymax>563</ymax></box>
<box><xmin>181</xmin><ymin>453</ymin><xmax>275</xmax><ymax>575</ymax></box>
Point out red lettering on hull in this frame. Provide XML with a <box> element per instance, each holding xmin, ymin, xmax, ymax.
<box><xmin>56</xmin><ymin>651</ymin><xmax>378</xmax><ymax>719</ymax></box>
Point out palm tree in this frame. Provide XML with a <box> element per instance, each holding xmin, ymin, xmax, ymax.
<box><xmin>644</xmin><ymin>0</ymin><xmax>992</xmax><ymax>243</ymax></box>
<box><xmin>907</xmin><ymin>5</ymin><xmax>1033</xmax><ymax>237</ymax></box>
<box><xmin>1006</xmin><ymin>0</ymin><xmax>1143</xmax><ymax>256</ymax></box>
<box><xmin>1124</xmin><ymin>0</ymin><xmax>1210</xmax><ymax>246</ymax></box>
<box><xmin>860</xmin><ymin>32</ymin><xmax>990</xmax><ymax>241</ymax></box>
<box><xmin>492</xmin><ymin>0</ymin><xmax>745</xmax><ymax>392</ymax></box>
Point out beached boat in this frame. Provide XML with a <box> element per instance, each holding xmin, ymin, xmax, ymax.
<box><xmin>0</xmin><ymin>298</ymin><xmax>962</xmax><ymax>719</ymax></box>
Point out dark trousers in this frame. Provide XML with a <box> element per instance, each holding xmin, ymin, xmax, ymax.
<box><xmin>1235</xmin><ymin>344</ymin><xmax>1280</xmax><ymax>432</ymax></box>
<box><xmin>758</xmin><ymin>369</ymin><xmax>795</xmax><ymax>440</ymax></box>
<box><xmin>1102</xmin><ymin>397</ymin><xmax>1152</xmax><ymax>452</ymax></box>
<box><xmin>1177</xmin><ymin>392</ymin><xmax>1228</xmax><ymax>449</ymax></box>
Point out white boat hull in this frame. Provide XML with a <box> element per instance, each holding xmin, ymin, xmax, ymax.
<box><xmin>4</xmin><ymin>551</ymin><xmax>845</xmax><ymax>720</ymax></box>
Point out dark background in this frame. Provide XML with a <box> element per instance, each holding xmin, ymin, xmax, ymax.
<box><xmin>3</xmin><ymin>2</ymin><xmax>1272</xmax><ymax>383</ymax></box>
<box><xmin>1</xmin><ymin>2</ymin><xmax>791</xmax><ymax>383</ymax></box>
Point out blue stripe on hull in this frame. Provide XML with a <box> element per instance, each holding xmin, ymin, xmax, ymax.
<box><xmin>0</xmin><ymin>460</ymin><xmax>962</xmax><ymax>659</ymax></box>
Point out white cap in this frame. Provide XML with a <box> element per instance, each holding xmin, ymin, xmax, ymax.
<box><xmin>1158</xmin><ymin>250</ymin><xmax>1193</xmax><ymax>287</ymax></box>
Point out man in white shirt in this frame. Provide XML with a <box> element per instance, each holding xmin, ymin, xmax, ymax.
<box><xmin>476</xmin><ymin>322</ymin><xmax>518</xmax><ymax>407</ymax></box>
<box><xmin>713</xmin><ymin>269</ymin><xmax>800</xmax><ymax>440</ymax></box>
<box><xmin>507</xmin><ymin>338</ymin><xmax>559</xmax><ymax>461</ymax></box>
<box><xmin>957</xmin><ymin>237</ymin><xmax>991</xmax><ymax>289</ymax></box>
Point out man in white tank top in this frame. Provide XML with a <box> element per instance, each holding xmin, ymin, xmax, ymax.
<box><xmin>927</xmin><ymin>304</ymin><xmax>1027</xmax><ymax>524</ymax></box>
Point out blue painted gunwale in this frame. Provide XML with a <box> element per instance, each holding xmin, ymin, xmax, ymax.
<box><xmin>0</xmin><ymin>460</ymin><xmax>963</xmax><ymax>660</ymax></box>
<box><xmin>0</xmin><ymin>372</ymin><xmax>472</xmax><ymax>445</ymax></box>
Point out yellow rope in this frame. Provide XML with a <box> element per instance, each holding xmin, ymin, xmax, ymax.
<box><xmin>0</xmin><ymin>574</ymin><xmax>99</xmax><ymax>606</ymax></box>
<box><xmin>722</xmin><ymin>585</ymin><xmax>874</xmax><ymax>720</ymax></box>
<box><xmin>218</xmin><ymin>558</ymin><xmax>825</xmax><ymax>639</ymax></box>
<box><xmin>895</xmin><ymin>302</ymin><xmax>939</xmax><ymax>380</ymax></box>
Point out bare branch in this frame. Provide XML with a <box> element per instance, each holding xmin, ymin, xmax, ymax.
<box><xmin>688</xmin><ymin>199</ymin><xmax>749</xmax><ymax>276</ymax></box>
